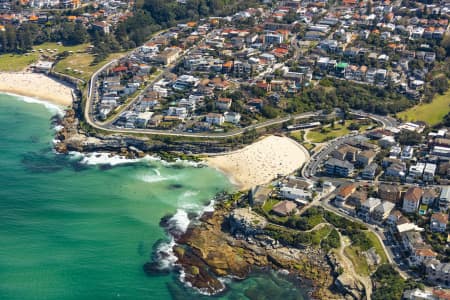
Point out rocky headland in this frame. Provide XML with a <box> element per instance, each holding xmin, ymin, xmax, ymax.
<box><xmin>155</xmin><ymin>200</ymin><xmax>363</xmax><ymax>300</ymax></box>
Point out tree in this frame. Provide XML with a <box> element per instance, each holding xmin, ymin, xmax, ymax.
<box><xmin>431</xmin><ymin>76</ymin><xmax>449</xmax><ymax>95</ymax></box>
<box><xmin>372</xmin><ymin>264</ymin><xmax>405</xmax><ymax>300</ymax></box>
<box><xmin>71</xmin><ymin>23</ymin><xmax>88</xmax><ymax>44</ymax></box>
<box><xmin>5</xmin><ymin>25</ymin><xmax>17</xmax><ymax>52</ymax></box>
<box><xmin>397</xmin><ymin>131</ymin><xmax>423</xmax><ymax>146</ymax></box>
<box><xmin>442</xmin><ymin>34</ymin><xmax>450</xmax><ymax>56</ymax></box>
<box><xmin>261</xmin><ymin>105</ymin><xmax>278</xmax><ymax>119</ymax></box>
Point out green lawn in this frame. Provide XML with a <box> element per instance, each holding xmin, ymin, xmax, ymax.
<box><xmin>306</xmin><ymin>120</ymin><xmax>374</xmax><ymax>143</ymax></box>
<box><xmin>33</xmin><ymin>42</ymin><xmax>88</xmax><ymax>54</ymax></box>
<box><xmin>0</xmin><ymin>53</ymin><xmax>39</xmax><ymax>71</ymax></box>
<box><xmin>397</xmin><ymin>84</ymin><xmax>450</xmax><ymax>126</ymax></box>
<box><xmin>54</xmin><ymin>52</ymin><xmax>125</xmax><ymax>82</ymax></box>
<box><xmin>364</xmin><ymin>231</ymin><xmax>388</xmax><ymax>264</ymax></box>
<box><xmin>288</xmin><ymin>130</ymin><xmax>304</xmax><ymax>143</ymax></box>
<box><xmin>310</xmin><ymin>224</ymin><xmax>332</xmax><ymax>247</ymax></box>
<box><xmin>0</xmin><ymin>43</ymin><xmax>88</xmax><ymax>72</ymax></box>
<box><xmin>262</xmin><ymin>199</ymin><xmax>280</xmax><ymax>213</ymax></box>
<box><xmin>344</xmin><ymin>246</ymin><xmax>370</xmax><ymax>276</ymax></box>
<box><xmin>344</xmin><ymin>231</ymin><xmax>388</xmax><ymax>277</ymax></box>
<box><xmin>302</xmin><ymin>142</ymin><xmax>315</xmax><ymax>151</ymax></box>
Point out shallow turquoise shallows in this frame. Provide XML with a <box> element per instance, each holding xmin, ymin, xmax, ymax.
<box><xmin>0</xmin><ymin>94</ymin><xmax>308</xmax><ymax>300</ymax></box>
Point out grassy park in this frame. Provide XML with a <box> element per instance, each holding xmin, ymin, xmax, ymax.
<box><xmin>0</xmin><ymin>53</ymin><xmax>39</xmax><ymax>71</ymax></box>
<box><xmin>0</xmin><ymin>42</ymin><xmax>88</xmax><ymax>72</ymax></box>
<box><xmin>397</xmin><ymin>85</ymin><xmax>450</xmax><ymax>126</ymax></box>
<box><xmin>306</xmin><ymin>120</ymin><xmax>375</xmax><ymax>143</ymax></box>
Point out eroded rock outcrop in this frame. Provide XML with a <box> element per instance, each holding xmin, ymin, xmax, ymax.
<box><xmin>171</xmin><ymin>206</ymin><xmax>344</xmax><ymax>299</ymax></box>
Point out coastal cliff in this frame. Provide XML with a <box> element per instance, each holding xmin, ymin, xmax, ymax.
<box><xmin>162</xmin><ymin>202</ymin><xmax>351</xmax><ymax>299</ymax></box>
<box><xmin>54</xmin><ymin>109</ymin><xmax>242</xmax><ymax>156</ymax></box>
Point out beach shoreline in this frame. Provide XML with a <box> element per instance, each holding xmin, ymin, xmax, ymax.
<box><xmin>206</xmin><ymin>135</ymin><xmax>310</xmax><ymax>191</ymax></box>
<box><xmin>0</xmin><ymin>72</ymin><xmax>73</xmax><ymax>107</ymax></box>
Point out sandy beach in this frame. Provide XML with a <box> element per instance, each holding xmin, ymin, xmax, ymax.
<box><xmin>0</xmin><ymin>72</ymin><xmax>73</xmax><ymax>106</ymax></box>
<box><xmin>206</xmin><ymin>135</ymin><xmax>310</xmax><ymax>190</ymax></box>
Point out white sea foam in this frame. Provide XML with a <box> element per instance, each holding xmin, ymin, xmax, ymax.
<box><xmin>182</xmin><ymin>190</ymin><xmax>199</xmax><ymax>198</ymax></box>
<box><xmin>53</xmin><ymin>125</ymin><xmax>64</xmax><ymax>132</ymax></box>
<box><xmin>155</xmin><ymin>237</ymin><xmax>178</xmax><ymax>270</ymax></box>
<box><xmin>154</xmin><ymin>209</ymin><xmax>191</xmax><ymax>271</ymax></box>
<box><xmin>69</xmin><ymin>151</ymin><xmax>203</xmax><ymax>169</ymax></box>
<box><xmin>70</xmin><ymin>152</ymin><xmax>154</xmax><ymax>166</ymax></box>
<box><xmin>170</xmin><ymin>209</ymin><xmax>191</xmax><ymax>233</ymax></box>
<box><xmin>4</xmin><ymin>92</ymin><xmax>65</xmax><ymax>117</ymax></box>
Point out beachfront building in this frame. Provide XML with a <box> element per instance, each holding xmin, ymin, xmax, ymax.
<box><xmin>271</xmin><ymin>200</ymin><xmax>297</xmax><ymax>217</ymax></box>
<box><xmin>324</xmin><ymin>158</ymin><xmax>354</xmax><ymax>177</ymax></box>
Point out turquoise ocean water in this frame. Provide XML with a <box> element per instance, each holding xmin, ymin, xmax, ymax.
<box><xmin>0</xmin><ymin>93</ymin><xmax>307</xmax><ymax>300</ymax></box>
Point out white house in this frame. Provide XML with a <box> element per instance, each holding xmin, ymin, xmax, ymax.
<box><xmin>205</xmin><ymin>113</ymin><xmax>224</xmax><ymax>125</ymax></box>
<box><xmin>224</xmin><ymin>112</ymin><xmax>241</xmax><ymax>124</ymax></box>
<box><xmin>280</xmin><ymin>186</ymin><xmax>312</xmax><ymax>202</ymax></box>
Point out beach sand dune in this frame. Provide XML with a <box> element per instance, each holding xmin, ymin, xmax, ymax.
<box><xmin>206</xmin><ymin>135</ymin><xmax>310</xmax><ymax>190</ymax></box>
<box><xmin>0</xmin><ymin>72</ymin><xmax>73</xmax><ymax>106</ymax></box>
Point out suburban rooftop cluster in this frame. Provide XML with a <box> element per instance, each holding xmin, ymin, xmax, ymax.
<box><xmin>90</xmin><ymin>0</ymin><xmax>450</xmax><ymax>134</ymax></box>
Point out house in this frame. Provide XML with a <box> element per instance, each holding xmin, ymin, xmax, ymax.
<box><xmin>424</xmin><ymin>259</ymin><xmax>450</xmax><ymax>287</ymax></box>
<box><xmin>331</xmin><ymin>144</ymin><xmax>360</xmax><ymax>162</ymax></box>
<box><xmin>283</xmin><ymin>177</ymin><xmax>313</xmax><ymax>191</ymax></box>
<box><xmin>264</xmin><ymin>33</ymin><xmax>284</xmax><ymax>45</ymax></box>
<box><xmin>154</xmin><ymin>47</ymin><xmax>181</xmax><ymax>65</ymax></box>
<box><xmin>324</xmin><ymin>158</ymin><xmax>355</xmax><ymax>177</ymax></box>
<box><xmin>423</xmin><ymin>163</ymin><xmax>437</xmax><ymax>182</ymax></box>
<box><xmin>167</xmin><ymin>107</ymin><xmax>187</xmax><ymax>120</ymax></box>
<box><xmin>358</xmin><ymin>197</ymin><xmax>381</xmax><ymax>221</ymax></box>
<box><xmin>224</xmin><ymin>112</ymin><xmax>241</xmax><ymax>124</ymax></box>
<box><xmin>401</xmin><ymin>146</ymin><xmax>414</xmax><ymax>160</ymax></box>
<box><xmin>401</xmin><ymin>230</ymin><xmax>425</xmax><ymax>253</ymax></box>
<box><xmin>335</xmin><ymin>184</ymin><xmax>357</xmax><ymax>206</ymax></box>
<box><xmin>356</xmin><ymin>150</ymin><xmax>377</xmax><ymax>167</ymax></box>
<box><xmin>361</xmin><ymin>163</ymin><xmax>378</xmax><ymax>180</ymax></box>
<box><xmin>372</xmin><ymin>201</ymin><xmax>395</xmax><ymax>222</ymax></box>
<box><xmin>247</xmin><ymin>98</ymin><xmax>264</xmax><ymax>110</ymax></box>
<box><xmin>439</xmin><ymin>186</ymin><xmax>450</xmax><ymax>212</ymax></box>
<box><xmin>135</xmin><ymin>112</ymin><xmax>153</xmax><ymax>128</ymax></box>
<box><xmin>378</xmin><ymin>184</ymin><xmax>402</xmax><ymax>204</ymax></box>
<box><xmin>215</xmin><ymin>97</ymin><xmax>232</xmax><ymax>111</ymax></box>
<box><xmin>402</xmin><ymin>288</ymin><xmax>435</xmax><ymax>300</ymax></box>
<box><xmin>205</xmin><ymin>113</ymin><xmax>224</xmax><ymax>125</ymax></box>
<box><xmin>409</xmin><ymin>163</ymin><xmax>426</xmax><ymax>179</ymax></box>
<box><xmin>422</xmin><ymin>188</ymin><xmax>439</xmax><ymax>206</ymax></box>
<box><xmin>173</xmin><ymin>75</ymin><xmax>199</xmax><ymax>91</ymax></box>
<box><xmin>379</xmin><ymin>136</ymin><xmax>397</xmax><ymax>148</ymax></box>
<box><xmin>92</xmin><ymin>21</ymin><xmax>110</xmax><ymax>34</ymax></box>
<box><xmin>402</xmin><ymin>187</ymin><xmax>423</xmax><ymax>213</ymax></box>
<box><xmin>385</xmin><ymin>162</ymin><xmax>407</xmax><ymax>179</ymax></box>
<box><xmin>411</xmin><ymin>248</ymin><xmax>438</xmax><ymax>266</ymax></box>
<box><xmin>271</xmin><ymin>200</ymin><xmax>297</xmax><ymax>216</ymax></box>
<box><xmin>347</xmin><ymin>190</ymin><xmax>368</xmax><ymax>209</ymax></box>
<box><xmin>431</xmin><ymin>213</ymin><xmax>448</xmax><ymax>233</ymax></box>
<box><xmin>387</xmin><ymin>210</ymin><xmax>405</xmax><ymax>227</ymax></box>
<box><xmin>280</xmin><ymin>186</ymin><xmax>312</xmax><ymax>203</ymax></box>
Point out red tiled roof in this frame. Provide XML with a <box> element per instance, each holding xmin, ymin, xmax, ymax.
<box><xmin>404</xmin><ymin>187</ymin><xmax>423</xmax><ymax>203</ymax></box>
<box><xmin>432</xmin><ymin>213</ymin><xmax>449</xmax><ymax>225</ymax></box>
<box><xmin>113</xmin><ymin>66</ymin><xmax>128</xmax><ymax>73</ymax></box>
<box><xmin>415</xmin><ymin>248</ymin><xmax>437</xmax><ymax>257</ymax></box>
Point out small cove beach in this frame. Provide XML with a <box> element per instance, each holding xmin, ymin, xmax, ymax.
<box><xmin>0</xmin><ymin>72</ymin><xmax>73</xmax><ymax>107</ymax></box>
